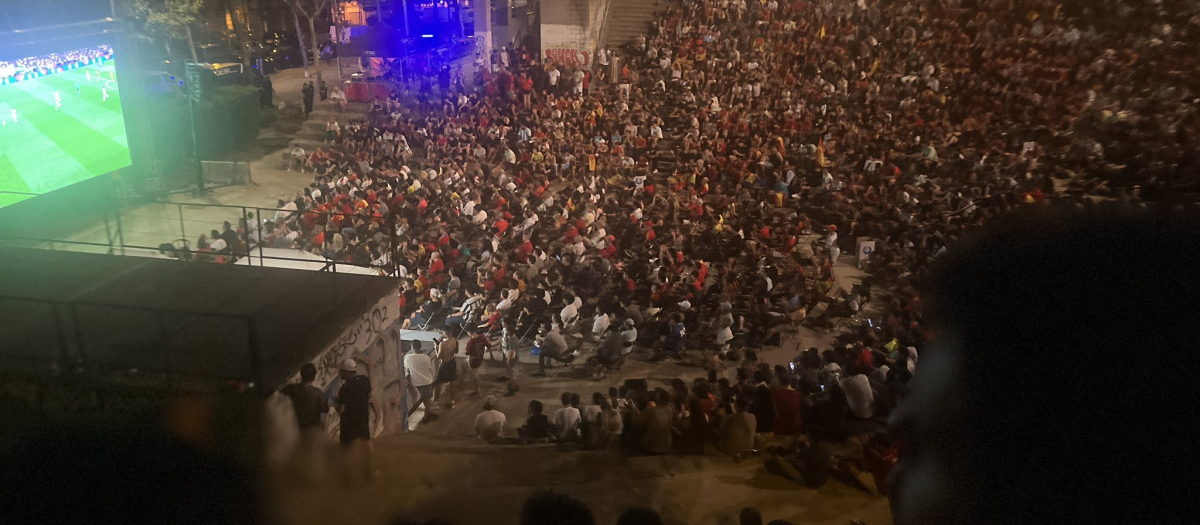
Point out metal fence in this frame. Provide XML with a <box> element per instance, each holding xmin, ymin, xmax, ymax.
<box><xmin>0</xmin><ymin>191</ymin><xmax>398</xmax><ymax>276</ymax></box>
<box><xmin>0</xmin><ymin>296</ymin><xmax>261</xmax><ymax>391</ymax></box>
<box><xmin>201</xmin><ymin>160</ymin><xmax>253</xmax><ymax>187</ymax></box>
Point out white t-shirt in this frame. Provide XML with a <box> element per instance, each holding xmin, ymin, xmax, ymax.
<box><xmin>552</xmin><ymin>406</ymin><xmax>582</xmax><ymax>440</ymax></box>
<box><xmin>474</xmin><ymin>409</ymin><xmax>506</xmax><ymax>439</ymax></box>
<box><xmin>548</xmin><ymin>69</ymin><xmax>561</xmax><ymax>86</ymax></box>
<box><xmin>592</xmin><ymin>314</ymin><xmax>611</xmax><ymax>336</ymax></box>
<box><xmin>560</xmin><ymin>303</ymin><xmax>579</xmax><ymax>324</ymax></box>
<box><xmin>583</xmin><ymin>404</ymin><xmax>603</xmax><ymax>424</ymax></box>
<box><xmin>840</xmin><ymin>374</ymin><xmax>875</xmax><ymax>419</ymax></box>
<box><xmin>403</xmin><ymin>352</ymin><xmax>436</xmax><ymax>387</ymax></box>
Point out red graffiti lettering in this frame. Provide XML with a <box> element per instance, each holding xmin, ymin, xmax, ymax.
<box><xmin>545</xmin><ymin>48</ymin><xmax>591</xmax><ymax>68</ymax></box>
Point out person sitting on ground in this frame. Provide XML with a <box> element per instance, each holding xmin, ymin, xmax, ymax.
<box><xmin>474</xmin><ymin>395</ymin><xmax>506</xmax><ymax>443</ymax></box>
<box><xmin>719</xmin><ymin>395</ymin><xmax>757</xmax><ymax>456</ymax></box>
<box><xmin>597</xmin><ymin>397</ymin><xmax>623</xmax><ymax>448</ymax></box>
<box><xmin>839</xmin><ymin>364</ymin><xmax>875</xmax><ymax>419</ymax></box>
<box><xmin>551</xmin><ymin>392</ymin><xmax>582</xmax><ymax>442</ymax></box>
<box><xmin>631</xmin><ymin>390</ymin><xmax>675</xmax><ymax>454</ymax></box>
<box><xmin>771</xmin><ymin>377</ymin><xmax>803</xmax><ymax>438</ymax></box>
<box><xmin>582</xmin><ymin>392</ymin><xmax>605</xmax><ymax>446</ymax></box>
<box><xmin>518</xmin><ymin>400</ymin><xmax>552</xmax><ymax>444</ymax></box>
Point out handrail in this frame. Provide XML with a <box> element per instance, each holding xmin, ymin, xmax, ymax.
<box><xmin>596</xmin><ymin>0</ymin><xmax>615</xmax><ymax>62</ymax></box>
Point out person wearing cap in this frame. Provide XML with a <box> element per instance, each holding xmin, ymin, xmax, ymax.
<box><xmin>336</xmin><ymin>357</ymin><xmax>375</xmax><ymax>481</ymax></box>
<box><xmin>336</xmin><ymin>358</ymin><xmax>371</xmax><ymax>445</ymax></box>
<box><xmin>474</xmin><ymin>396</ymin><xmax>506</xmax><ymax>443</ymax></box>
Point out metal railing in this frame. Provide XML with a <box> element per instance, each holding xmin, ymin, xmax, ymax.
<box><xmin>0</xmin><ymin>191</ymin><xmax>398</xmax><ymax>276</ymax></box>
<box><xmin>0</xmin><ymin>295</ymin><xmax>262</xmax><ymax>392</ymax></box>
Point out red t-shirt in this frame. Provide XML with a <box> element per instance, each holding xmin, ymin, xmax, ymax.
<box><xmin>465</xmin><ymin>336</ymin><xmax>489</xmax><ymax>369</ymax></box>
<box><xmin>772</xmin><ymin>388</ymin><xmax>803</xmax><ymax>436</ymax></box>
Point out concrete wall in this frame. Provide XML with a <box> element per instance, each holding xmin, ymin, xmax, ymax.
<box><xmin>540</xmin><ymin>0</ymin><xmax>611</xmax><ymax>68</ymax></box>
<box><xmin>283</xmin><ymin>287</ymin><xmax>410</xmax><ymax>439</ymax></box>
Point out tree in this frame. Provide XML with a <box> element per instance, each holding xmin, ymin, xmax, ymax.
<box><xmin>126</xmin><ymin>0</ymin><xmax>204</xmax><ymax>63</ymax></box>
<box><xmin>220</xmin><ymin>0</ymin><xmax>255</xmax><ymax>67</ymax></box>
<box><xmin>284</xmin><ymin>0</ymin><xmax>332</xmax><ymax>81</ymax></box>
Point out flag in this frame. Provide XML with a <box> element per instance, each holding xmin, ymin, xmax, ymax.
<box><xmin>817</xmin><ymin>25</ymin><xmax>826</xmax><ymax>39</ymax></box>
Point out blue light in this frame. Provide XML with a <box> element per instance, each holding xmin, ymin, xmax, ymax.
<box><xmin>421</xmin><ymin>34</ymin><xmax>434</xmax><ymax>38</ymax></box>
<box><xmin>179</xmin><ymin>81</ymin><xmax>184</xmax><ymax>86</ymax></box>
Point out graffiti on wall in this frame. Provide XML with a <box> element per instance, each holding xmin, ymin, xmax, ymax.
<box><xmin>285</xmin><ymin>287</ymin><xmax>399</xmax><ymax>438</ymax></box>
<box><xmin>545</xmin><ymin>48</ymin><xmax>591</xmax><ymax>68</ymax></box>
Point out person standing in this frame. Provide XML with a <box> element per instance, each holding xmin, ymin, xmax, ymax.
<box><xmin>281</xmin><ymin>363</ymin><xmax>330</xmax><ymax>481</ymax></box>
<box><xmin>403</xmin><ymin>341</ymin><xmax>438</xmax><ymax>421</ymax></box>
<box><xmin>463</xmin><ymin>330</ymin><xmax>489</xmax><ymax>396</ymax></box>
<box><xmin>500</xmin><ymin>317</ymin><xmax>520</xmax><ymax>395</ymax></box>
<box><xmin>281</xmin><ymin>363</ymin><xmax>329</xmax><ymax>430</ymax></box>
<box><xmin>336</xmin><ymin>358</ymin><xmax>375</xmax><ymax>481</ymax></box>
<box><xmin>435</xmin><ymin>328</ymin><xmax>459</xmax><ymax>409</ymax></box>
<box><xmin>302</xmin><ymin>81</ymin><xmax>315</xmax><ymax>117</ymax></box>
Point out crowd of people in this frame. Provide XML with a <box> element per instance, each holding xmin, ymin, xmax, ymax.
<box><xmin>231</xmin><ymin>0</ymin><xmax>1200</xmax><ymax>473</ymax></box>
<box><xmin>251</xmin><ymin>0</ymin><xmax>1199</xmax><ymax>459</ymax></box>
<box><xmin>0</xmin><ymin>45</ymin><xmax>112</xmax><ymax>80</ymax></box>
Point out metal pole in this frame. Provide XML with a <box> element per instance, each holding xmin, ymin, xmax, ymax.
<box><xmin>185</xmin><ymin>62</ymin><xmax>206</xmax><ymax>193</ymax></box>
<box><xmin>178</xmin><ymin>203</ymin><xmax>186</xmax><ymax>241</ymax></box>
<box><xmin>241</xmin><ymin>206</ymin><xmax>248</xmax><ymax>259</ymax></box>
<box><xmin>103</xmin><ymin>210</ymin><xmax>115</xmax><ymax>255</ymax></box>
<box><xmin>115</xmin><ymin>210</ymin><xmax>126</xmax><ymax>256</ymax></box>
<box><xmin>401</xmin><ymin>0</ymin><xmax>410</xmax><ymax>37</ymax></box>
<box><xmin>258</xmin><ymin>206</ymin><xmax>266</xmax><ymax>266</ymax></box>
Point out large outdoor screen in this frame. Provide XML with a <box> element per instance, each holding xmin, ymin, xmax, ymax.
<box><xmin>0</xmin><ymin>45</ymin><xmax>130</xmax><ymax>205</ymax></box>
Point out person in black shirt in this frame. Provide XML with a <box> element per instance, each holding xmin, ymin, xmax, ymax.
<box><xmin>336</xmin><ymin>358</ymin><xmax>372</xmax><ymax>445</ymax></box>
<box><xmin>336</xmin><ymin>358</ymin><xmax>375</xmax><ymax>481</ymax></box>
<box><xmin>302</xmin><ymin>82</ymin><xmax>314</xmax><ymax>117</ymax></box>
<box><xmin>281</xmin><ymin>363</ymin><xmax>328</xmax><ymax>430</ymax></box>
<box><xmin>220</xmin><ymin>221</ymin><xmax>241</xmax><ymax>256</ymax></box>
<box><xmin>517</xmin><ymin>400</ymin><xmax>551</xmax><ymax>444</ymax></box>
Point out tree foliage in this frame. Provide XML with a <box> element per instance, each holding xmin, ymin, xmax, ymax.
<box><xmin>124</xmin><ymin>0</ymin><xmax>204</xmax><ymax>59</ymax></box>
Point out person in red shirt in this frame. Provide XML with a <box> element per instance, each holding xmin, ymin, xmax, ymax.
<box><xmin>771</xmin><ymin>380</ymin><xmax>802</xmax><ymax>436</ymax></box>
<box><xmin>518</xmin><ymin>236</ymin><xmax>534</xmax><ymax>262</ymax></box>
<box><xmin>428</xmin><ymin>251</ymin><xmax>445</xmax><ymax>275</ymax></box>
<box><xmin>494</xmin><ymin>217</ymin><xmax>510</xmax><ymax>236</ymax></box>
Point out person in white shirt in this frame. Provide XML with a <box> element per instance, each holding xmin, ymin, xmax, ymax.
<box><xmin>551</xmin><ymin>392</ymin><xmax>582</xmax><ymax>442</ymax></box>
<box><xmin>207</xmin><ymin>235</ymin><xmax>228</xmax><ymax>253</ymax></box>
<box><xmin>548</xmin><ymin>67</ymin><xmax>561</xmax><ymax>90</ymax></box>
<box><xmin>404</xmin><ymin>341</ymin><xmax>438</xmax><ymax>419</ymax></box>
<box><xmin>619</xmin><ymin>319</ymin><xmax>638</xmax><ymax>344</ymax></box>
<box><xmin>474</xmin><ymin>396</ymin><xmax>506</xmax><ymax>442</ymax></box>
<box><xmin>840</xmin><ymin>366</ymin><xmax>875</xmax><ymax>419</ymax></box>
<box><xmin>559</xmin><ymin>294</ymin><xmax>579</xmax><ymax>326</ymax></box>
<box><xmin>591</xmin><ymin>311</ymin><xmax>611</xmax><ymax>340</ymax></box>
<box><xmin>274</xmin><ymin>199</ymin><xmax>297</xmax><ymax>222</ymax></box>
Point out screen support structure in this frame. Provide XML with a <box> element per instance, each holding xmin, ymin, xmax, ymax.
<box><xmin>184</xmin><ymin>63</ymin><xmax>206</xmax><ymax>193</ymax></box>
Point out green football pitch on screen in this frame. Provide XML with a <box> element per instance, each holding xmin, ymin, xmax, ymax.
<box><xmin>0</xmin><ymin>60</ymin><xmax>131</xmax><ymax>206</ymax></box>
